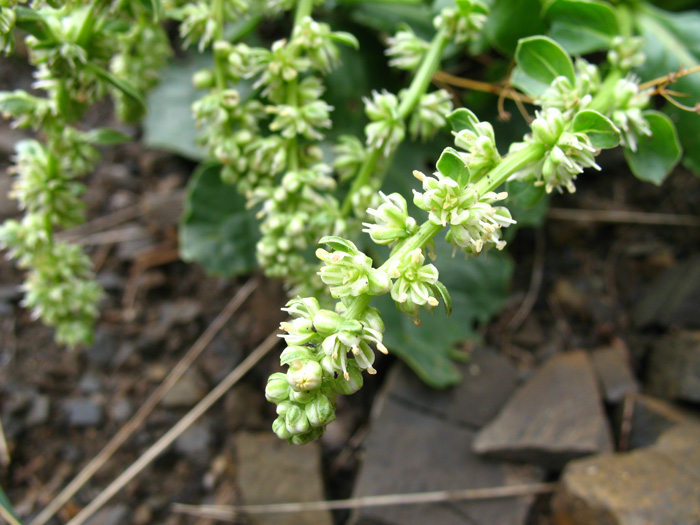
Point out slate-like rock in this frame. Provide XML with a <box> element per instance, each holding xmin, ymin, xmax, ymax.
<box><xmin>386</xmin><ymin>347</ymin><xmax>520</xmax><ymax>428</ymax></box>
<box><xmin>646</xmin><ymin>331</ymin><xmax>700</xmax><ymax>403</ymax></box>
<box><xmin>63</xmin><ymin>398</ymin><xmax>104</xmax><ymax>428</ymax></box>
<box><xmin>615</xmin><ymin>393</ymin><xmax>699</xmax><ymax>450</ymax></box>
<box><xmin>633</xmin><ymin>256</ymin><xmax>700</xmax><ymax>329</ymax></box>
<box><xmin>591</xmin><ymin>347</ymin><xmax>638</xmax><ymax>403</ymax></box>
<box><xmin>552</xmin><ymin>424</ymin><xmax>700</xmax><ymax>524</ymax></box>
<box><xmin>161</xmin><ymin>369</ymin><xmax>208</xmax><ymax>408</ymax></box>
<box><xmin>174</xmin><ymin>422</ymin><xmax>212</xmax><ymax>463</ymax></box>
<box><xmin>473</xmin><ymin>351</ymin><xmax>613</xmax><ymax>469</ymax></box>
<box><xmin>349</xmin><ymin>348</ymin><xmax>542</xmax><ymax>525</ymax></box>
<box><xmin>235</xmin><ymin>432</ymin><xmax>333</xmax><ymax>525</ymax></box>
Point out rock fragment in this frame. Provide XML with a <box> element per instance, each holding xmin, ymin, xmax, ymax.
<box><xmin>552</xmin><ymin>424</ymin><xmax>700</xmax><ymax>524</ymax></box>
<box><xmin>646</xmin><ymin>331</ymin><xmax>700</xmax><ymax>403</ymax></box>
<box><xmin>473</xmin><ymin>351</ymin><xmax>613</xmax><ymax>469</ymax></box>
<box><xmin>349</xmin><ymin>349</ymin><xmax>542</xmax><ymax>525</ymax></box>
<box><xmin>590</xmin><ymin>346</ymin><xmax>638</xmax><ymax>403</ymax></box>
<box><xmin>235</xmin><ymin>432</ymin><xmax>333</xmax><ymax>525</ymax></box>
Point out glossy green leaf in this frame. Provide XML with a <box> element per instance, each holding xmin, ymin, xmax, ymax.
<box><xmin>634</xmin><ymin>6</ymin><xmax>700</xmax><ymax>175</ymax></box>
<box><xmin>81</xmin><ymin>128</ymin><xmax>132</xmax><ymax>145</ymax></box>
<box><xmin>436</xmin><ymin>147</ymin><xmax>469</xmax><ymax>184</ymax></box>
<box><xmin>572</xmin><ymin>109</ymin><xmax>620</xmax><ymax>149</ymax></box>
<box><xmin>623</xmin><ymin>111</ymin><xmax>682</xmax><ymax>185</ymax></box>
<box><xmin>446</xmin><ymin>107</ymin><xmax>479</xmax><ymax>133</ymax></box>
<box><xmin>143</xmin><ymin>53</ymin><xmax>213</xmax><ymax>160</ymax></box>
<box><xmin>515</xmin><ymin>36</ymin><xmax>575</xmax><ymax>88</ymax></box>
<box><xmin>545</xmin><ymin>0</ymin><xmax>618</xmax><ymax>54</ymax></box>
<box><xmin>179</xmin><ymin>164</ymin><xmax>259</xmax><ymax>276</ymax></box>
<box><xmin>431</xmin><ymin>279</ymin><xmax>452</xmax><ymax>316</ymax></box>
<box><xmin>14</xmin><ymin>7</ymin><xmax>56</xmax><ymax>42</ymax></box>
<box><xmin>329</xmin><ymin>31</ymin><xmax>359</xmax><ymax>50</ymax></box>
<box><xmin>85</xmin><ymin>63</ymin><xmax>145</xmax><ymax>108</ymax></box>
<box><xmin>0</xmin><ymin>91</ymin><xmax>35</xmax><ymax>115</ymax></box>
<box><xmin>485</xmin><ymin>0</ymin><xmax>547</xmax><ymax>56</ymax></box>
<box><xmin>378</xmin><ymin>238</ymin><xmax>513</xmax><ymax>388</ymax></box>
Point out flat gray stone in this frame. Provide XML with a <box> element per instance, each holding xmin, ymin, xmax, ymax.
<box><xmin>235</xmin><ymin>432</ymin><xmax>333</xmax><ymax>525</ymax></box>
<box><xmin>646</xmin><ymin>331</ymin><xmax>700</xmax><ymax>403</ymax></box>
<box><xmin>616</xmin><ymin>393</ymin><xmax>700</xmax><ymax>450</ymax></box>
<box><xmin>386</xmin><ymin>346</ymin><xmax>520</xmax><ymax>428</ymax></box>
<box><xmin>349</xmin><ymin>349</ymin><xmax>542</xmax><ymax>525</ymax></box>
<box><xmin>161</xmin><ymin>369</ymin><xmax>208</xmax><ymax>408</ymax></box>
<box><xmin>591</xmin><ymin>347</ymin><xmax>638</xmax><ymax>403</ymax></box>
<box><xmin>63</xmin><ymin>398</ymin><xmax>103</xmax><ymax>428</ymax></box>
<box><xmin>633</xmin><ymin>256</ymin><xmax>700</xmax><ymax>329</ymax></box>
<box><xmin>552</xmin><ymin>424</ymin><xmax>700</xmax><ymax>525</ymax></box>
<box><xmin>473</xmin><ymin>351</ymin><xmax>613</xmax><ymax>469</ymax></box>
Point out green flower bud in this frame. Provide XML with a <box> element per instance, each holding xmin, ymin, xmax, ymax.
<box><xmin>265</xmin><ymin>372</ymin><xmax>290</xmax><ymax>403</ymax></box>
<box><xmin>287</xmin><ymin>359</ymin><xmax>324</xmax><ymax>391</ymax></box>
<box><xmin>312</xmin><ymin>309</ymin><xmax>343</xmax><ymax>335</ymax></box>
<box><xmin>333</xmin><ymin>365</ymin><xmax>363</xmax><ymax>395</ymax></box>
<box><xmin>193</xmin><ymin>69</ymin><xmax>215</xmax><ymax>90</ymax></box>
<box><xmin>272</xmin><ymin>416</ymin><xmax>292</xmax><ymax>440</ymax></box>
<box><xmin>289</xmin><ymin>389</ymin><xmax>317</xmax><ymax>404</ymax></box>
<box><xmin>285</xmin><ymin>404</ymin><xmax>310</xmax><ymax>434</ymax></box>
<box><xmin>290</xmin><ymin>427</ymin><xmax>325</xmax><ymax>445</ymax></box>
<box><xmin>305</xmin><ymin>393</ymin><xmax>335</xmax><ymax>427</ymax></box>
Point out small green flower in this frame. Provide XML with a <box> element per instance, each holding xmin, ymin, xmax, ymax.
<box><xmin>364</xmin><ymin>90</ymin><xmax>405</xmax><ymax>157</ymax></box>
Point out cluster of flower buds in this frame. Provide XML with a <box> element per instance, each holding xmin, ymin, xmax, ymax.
<box><xmin>0</xmin><ymin>1</ymin><xmax>19</xmax><ymax>54</ymax></box>
<box><xmin>434</xmin><ymin>0</ymin><xmax>488</xmax><ymax>44</ymax></box>
<box><xmin>608</xmin><ymin>36</ymin><xmax>646</xmax><ymax>71</ymax></box>
<box><xmin>385</xmin><ymin>27</ymin><xmax>429</xmax><ymax>71</ymax></box>
<box><xmin>515</xmin><ymin>108</ymin><xmax>601</xmax><ymax>193</ymax></box>
<box><xmin>409</xmin><ymin>90</ymin><xmax>454</xmax><ymax>141</ymax></box>
<box><xmin>363</xmin><ymin>90</ymin><xmax>406</xmax><ymax>157</ymax></box>
<box><xmin>611</xmin><ymin>76</ymin><xmax>652</xmax><ymax>152</ymax></box>
<box><xmin>538</xmin><ymin>59</ymin><xmax>601</xmax><ymax>116</ymax></box>
<box><xmin>413</xmin><ymin>170</ymin><xmax>514</xmax><ymax>254</ymax></box>
<box><xmin>266</xmin><ymin>291</ymin><xmax>388</xmax><ymax>444</ymax></box>
<box><xmin>387</xmin><ymin>248</ymin><xmax>440</xmax><ymax>318</ymax></box>
<box><xmin>452</xmin><ymin>110</ymin><xmax>501</xmax><ymax>179</ymax></box>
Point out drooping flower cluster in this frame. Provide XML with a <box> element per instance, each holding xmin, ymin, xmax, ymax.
<box><xmin>409</xmin><ymin>90</ymin><xmax>454</xmax><ymax>141</ymax></box>
<box><xmin>610</xmin><ymin>76</ymin><xmax>652</xmax><ymax>152</ymax></box>
<box><xmin>514</xmin><ymin>108</ymin><xmax>601</xmax><ymax>193</ymax></box>
<box><xmin>363</xmin><ymin>90</ymin><xmax>406</xmax><ymax>157</ymax></box>
<box><xmin>266</xmin><ymin>289</ymin><xmax>388</xmax><ymax>444</ymax></box>
<box><xmin>385</xmin><ymin>27</ymin><xmax>429</xmax><ymax>71</ymax></box>
<box><xmin>538</xmin><ymin>59</ymin><xmax>601</xmax><ymax>116</ymax></box>
<box><xmin>434</xmin><ymin>0</ymin><xmax>488</xmax><ymax>44</ymax></box>
<box><xmin>412</xmin><ymin>170</ymin><xmax>514</xmax><ymax>254</ymax></box>
<box><xmin>387</xmin><ymin>248</ymin><xmax>440</xmax><ymax>318</ymax></box>
<box><xmin>363</xmin><ymin>192</ymin><xmax>418</xmax><ymax>246</ymax></box>
<box><xmin>452</xmin><ymin>110</ymin><xmax>501</xmax><ymax>179</ymax></box>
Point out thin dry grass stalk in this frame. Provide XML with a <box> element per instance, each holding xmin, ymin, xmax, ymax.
<box><xmin>171</xmin><ymin>482</ymin><xmax>558</xmax><ymax>522</ymax></box>
<box><xmin>31</xmin><ymin>280</ymin><xmax>258</xmax><ymax>525</ymax></box>
<box><xmin>65</xmin><ymin>329</ymin><xmax>280</xmax><ymax>525</ymax></box>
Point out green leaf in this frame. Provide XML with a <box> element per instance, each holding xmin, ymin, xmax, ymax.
<box><xmin>319</xmin><ymin>236</ymin><xmax>360</xmax><ymax>254</ymax></box>
<box><xmin>143</xmin><ymin>53</ymin><xmax>214</xmax><ymax>160</ymax></box>
<box><xmin>484</xmin><ymin>0</ymin><xmax>547</xmax><ymax>56</ymax></box>
<box><xmin>84</xmin><ymin>63</ymin><xmax>145</xmax><ymax>108</ymax></box>
<box><xmin>634</xmin><ymin>6</ymin><xmax>700</xmax><ymax>174</ymax></box>
<box><xmin>179</xmin><ymin>164</ymin><xmax>259</xmax><ymax>276</ymax></box>
<box><xmin>505</xmin><ymin>180</ymin><xmax>550</xmax><ymax>230</ymax></box>
<box><xmin>446</xmin><ymin>107</ymin><xmax>479</xmax><ymax>133</ymax></box>
<box><xmin>0</xmin><ymin>91</ymin><xmax>35</xmax><ymax>115</ymax></box>
<box><xmin>572</xmin><ymin>109</ymin><xmax>620</xmax><ymax>149</ymax></box>
<box><xmin>329</xmin><ymin>31</ymin><xmax>360</xmax><ymax>50</ymax></box>
<box><xmin>431</xmin><ymin>280</ymin><xmax>452</xmax><ymax>316</ymax></box>
<box><xmin>514</xmin><ymin>36</ymin><xmax>575</xmax><ymax>90</ymax></box>
<box><xmin>348</xmin><ymin>2</ymin><xmax>434</xmax><ymax>37</ymax></box>
<box><xmin>378</xmin><ymin>238</ymin><xmax>513</xmax><ymax>388</ymax></box>
<box><xmin>623</xmin><ymin>111</ymin><xmax>682</xmax><ymax>185</ymax></box>
<box><xmin>436</xmin><ymin>147</ymin><xmax>469</xmax><ymax>184</ymax></box>
<box><xmin>81</xmin><ymin>128</ymin><xmax>132</xmax><ymax>145</ymax></box>
<box><xmin>544</xmin><ymin>0</ymin><xmax>618</xmax><ymax>54</ymax></box>
<box><xmin>14</xmin><ymin>7</ymin><xmax>56</xmax><ymax>42</ymax></box>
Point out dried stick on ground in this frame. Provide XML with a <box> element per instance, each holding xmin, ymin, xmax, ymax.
<box><xmin>65</xmin><ymin>329</ymin><xmax>280</xmax><ymax>525</ymax></box>
<box><xmin>547</xmin><ymin>208</ymin><xmax>700</xmax><ymax>227</ymax></box>
<box><xmin>171</xmin><ymin>483</ymin><xmax>557</xmax><ymax>522</ymax></box>
<box><xmin>31</xmin><ymin>280</ymin><xmax>258</xmax><ymax>525</ymax></box>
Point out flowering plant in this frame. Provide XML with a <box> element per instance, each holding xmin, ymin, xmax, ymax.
<box><xmin>1</xmin><ymin>0</ymin><xmax>698</xmax><ymax>446</ymax></box>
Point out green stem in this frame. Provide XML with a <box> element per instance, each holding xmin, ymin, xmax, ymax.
<box><xmin>397</xmin><ymin>29</ymin><xmax>450</xmax><ymax>120</ymax></box>
<box><xmin>212</xmin><ymin>0</ymin><xmax>227</xmax><ymax>90</ymax></box>
<box><xmin>340</xmin><ymin>148</ymin><xmax>381</xmax><ymax>216</ymax></box>
<box><xmin>340</xmin><ymin>29</ymin><xmax>450</xmax><ymax>217</ymax></box>
<box><xmin>294</xmin><ymin>0</ymin><xmax>315</xmax><ymax>26</ymax></box>
<box><xmin>75</xmin><ymin>0</ymin><xmax>106</xmax><ymax>48</ymax></box>
<box><xmin>343</xmin><ymin>142</ymin><xmax>546</xmax><ymax>319</ymax></box>
<box><xmin>616</xmin><ymin>4</ymin><xmax>634</xmax><ymax>39</ymax></box>
<box><xmin>587</xmin><ymin>68</ymin><xmax>624</xmax><ymax>115</ymax></box>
